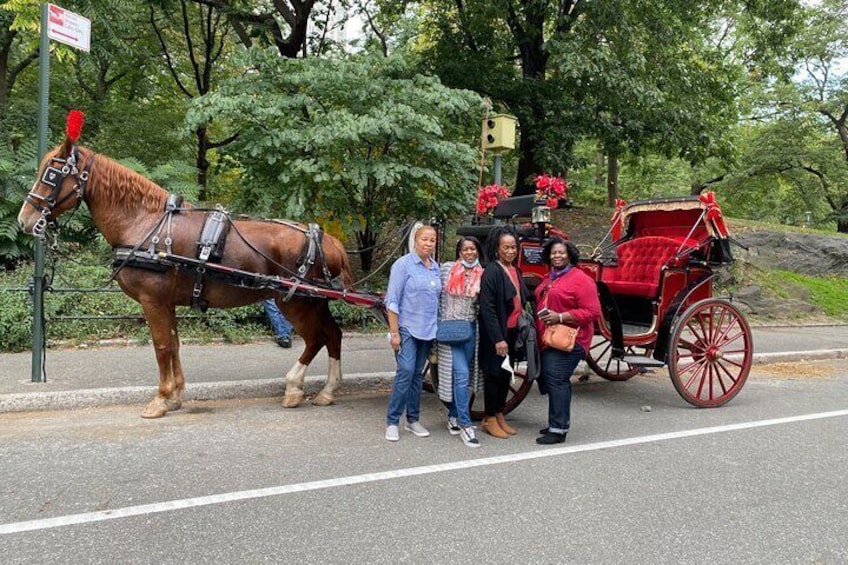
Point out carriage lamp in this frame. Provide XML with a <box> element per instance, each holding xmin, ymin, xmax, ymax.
<box><xmin>531</xmin><ymin>204</ymin><xmax>552</xmax><ymax>224</ymax></box>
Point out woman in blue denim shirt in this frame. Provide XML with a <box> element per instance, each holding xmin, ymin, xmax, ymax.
<box><xmin>384</xmin><ymin>225</ymin><xmax>441</xmax><ymax>442</ymax></box>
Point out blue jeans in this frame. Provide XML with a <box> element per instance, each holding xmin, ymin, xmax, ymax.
<box><xmin>263</xmin><ymin>298</ymin><xmax>293</xmax><ymax>338</ymax></box>
<box><xmin>386</xmin><ymin>328</ymin><xmax>430</xmax><ymax>426</ymax></box>
<box><xmin>446</xmin><ymin>326</ymin><xmax>476</xmax><ymax>427</ymax></box>
<box><xmin>540</xmin><ymin>345</ymin><xmax>584</xmax><ymax>435</ymax></box>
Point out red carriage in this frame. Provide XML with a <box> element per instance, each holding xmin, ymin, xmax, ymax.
<box><xmin>450</xmin><ymin>192</ymin><xmax>753</xmax><ymax>417</ymax></box>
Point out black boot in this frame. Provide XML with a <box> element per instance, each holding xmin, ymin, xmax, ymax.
<box><xmin>535</xmin><ymin>432</ymin><xmax>566</xmax><ymax>445</ymax></box>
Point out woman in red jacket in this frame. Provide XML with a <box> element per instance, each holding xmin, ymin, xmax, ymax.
<box><xmin>534</xmin><ymin>237</ymin><xmax>601</xmax><ymax>445</ymax></box>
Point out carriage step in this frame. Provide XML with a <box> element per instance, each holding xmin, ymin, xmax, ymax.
<box><xmin>622</xmin><ymin>355</ymin><xmax>665</xmax><ymax>368</ymax></box>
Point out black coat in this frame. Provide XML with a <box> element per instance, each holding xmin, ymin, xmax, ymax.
<box><xmin>477</xmin><ymin>261</ymin><xmax>529</xmax><ymax>375</ymax></box>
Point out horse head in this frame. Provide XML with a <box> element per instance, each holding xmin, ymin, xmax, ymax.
<box><xmin>18</xmin><ymin>111</ymin><xmax>94</xmax><ymax>238</ymax></box>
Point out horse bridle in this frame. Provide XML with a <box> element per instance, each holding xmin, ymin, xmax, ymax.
<box><xmin>24</xmin><ymin>146</ymin><xmax>94</xmax><ymax>237</ymax></box>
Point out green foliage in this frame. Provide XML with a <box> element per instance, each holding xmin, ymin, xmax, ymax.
<box><xmin>0</xmin><ymin>135</ymin><xmax>37</xmax><ymax>268</ymax></box>
<box><xmin>187</xmin><ymin>50</ymin><xmax>480</xmax><ymax>241</ymax></box>
<box><xmin>329</xmin><ymin>300</ymin><xmax>383</xmax><ymax>331</ymax></box>
<box><xmin>417</xmin><ymin>0</ymin><xmax>801</xmax><ymax>192</ymax></box>
<box><xmin>0</xmin><ymin>287</ymin><xmax>31</xmax><ymax>351</ymax></box>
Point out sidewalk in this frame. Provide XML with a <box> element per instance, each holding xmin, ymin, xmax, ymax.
<box><xmin>1</xmin><ymin>326</ymin><xmax>846</xmax><ymax>413</ymax></box>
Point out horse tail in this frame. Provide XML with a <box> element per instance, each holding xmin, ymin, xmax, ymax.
<box><xmin>326</xmin><ymin>235</ymin><xmax>356</xmax><ymax>288</ymax></box>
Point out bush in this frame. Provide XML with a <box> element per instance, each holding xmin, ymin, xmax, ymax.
<box><xmin>0</xmin><ymin>288</ymin><xmax>32</xmax><ymax>351</ymax></box>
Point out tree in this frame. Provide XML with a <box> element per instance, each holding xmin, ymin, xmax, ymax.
<box><xmin>149</xmin><ymin>0</ymin><xmax>238</xmax><ymax>199</ymax></box>
<box><xmin>0</xmin><ymin>6</ymin><xmax>37</xmax><ymax>121</ymax></box>
<box><xmin>187</xmin><ymin>49</ymin><xmax>479</xmax><ymax>270</ymax></box>
<box><xmin>415</xmin><ymin>0</ymin><xmax>801</xmax><ymax>200</ymax></box>
<box><xmin>728</xmin><ymin>0</ymin><xmax>848</xmax><ymax>231</ymax></box>
<box><xmin>191</xmin><ymin>0</ymin><xmax>317</xmax><ymax>57</ymax></box>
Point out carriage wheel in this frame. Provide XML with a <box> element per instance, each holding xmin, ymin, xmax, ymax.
<box><xmin>668</xmin><ymin>299</ymin><xmax>752</xmax><ymax>408</ymax></box>
<box><xmin>422</xmin><ymin>360</ymin><xmax>438</xmax><ymax>394</ymax></box>
<box><xmin>469</xmin><ymin>363</ymin><xmax>532</xmax><ymax>421</ymax></box>
<box><xmin>585</xmin><ymin>335</ymin><xmax>648</xmax><ymax>381</ymax></box>
<box><xmin>424</xmin><ymin>359</ymin><xmax>531</xmax><ymax>420</ymax></box>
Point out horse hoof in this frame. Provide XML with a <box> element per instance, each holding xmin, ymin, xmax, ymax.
<box><xmin>141</xmin><ymin>398</ymin><xmax>169</xmax><ymax>419</ymax></box>
<box><xmin>311</xmin><ymin>392</ymin><xmax>335</xmax><ymax>406</ymax></box>
<box><xmin>282</xmin><ymin>391</ymin><xmax>304</xmax><ymax>408</ymax></box>
<box><xmin>165</xmin><ymin>397</ymin><xmax>183</xmax><ymax>411</ymax></box>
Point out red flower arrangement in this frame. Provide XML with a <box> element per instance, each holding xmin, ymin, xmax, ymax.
<box><xmin>534</xmin><ymin>174</ymin><xmax>567</xmax><ymax>209</ymax></box>
<box><xmin>476</xmin><ymin>184</ymin><xmax>510</xmax><ymax>216</ymax></box>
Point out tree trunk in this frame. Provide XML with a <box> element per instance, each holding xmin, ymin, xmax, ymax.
<box><xmin>356</xmin><ymin>226</ymin><xmax>376</xmax><ymax>272</ymax></box>
<box><xmin>513</xmin><ymin>130</ymin><xmax>540</xmax><ymax>196</ymax></box>
<box><xmin>595</xmin><ymin>146</ymin><xmax>605</xmax><ymax>187</ymax></box>
<box><xmin>196</xmin><ymin>125</ymin><xmax>209</xmax><ymax>201</ymax></box>
<box><xmin>606</xmin><ymin>152</ymin><xmax>619</xmax><ymax>206</ymax></box>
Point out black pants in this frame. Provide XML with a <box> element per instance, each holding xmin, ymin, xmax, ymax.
<box><xmin>484</xmin><ymin>328</ymin><xmax>518</xmax><ymax>417</ymax></box>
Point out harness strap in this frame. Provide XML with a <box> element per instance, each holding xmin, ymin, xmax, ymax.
<box><xmin>191</xmin><ymin>208</ymin><xmax>232</xmax><ymax>310</ymax></box>
<box><xmin>295</xmin><ymin>223</ymin><xmax>337</xmax><ymax>288</ymax></box>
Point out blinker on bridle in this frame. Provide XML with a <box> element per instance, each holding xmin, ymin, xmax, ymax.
<box><xmin>25</xmin><ymin>146</ymin><xmax>92</xmax><ymax>238</ymax></box>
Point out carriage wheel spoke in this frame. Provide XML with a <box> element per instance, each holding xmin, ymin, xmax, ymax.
<box><xmin>692</xmin><ymin>362</ymin><xmax>709</xmax><ymax>397</ymax></box>
<box><xmin>714</xmin><ymin>360</ymin><xmax>739</xmax><ymax>391</ymax></box>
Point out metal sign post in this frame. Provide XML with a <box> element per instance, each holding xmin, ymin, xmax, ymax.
<box><xmin>31</xmin><ymin>3</ymin><xmax>90</xmax><ymax>382</ymax></box>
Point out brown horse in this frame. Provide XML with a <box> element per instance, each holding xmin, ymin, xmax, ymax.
<box><xmin>18</xmin><ymin>138</ymin><xmax>356</xmax><ymax>418</ymax></box>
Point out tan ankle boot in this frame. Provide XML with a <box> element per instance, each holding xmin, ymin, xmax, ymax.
<box><xmin>496</xmin><ymin>413</ymin><xmax>517</xmax><ymax>435</ymax></box>
<box><xmin>482</xmin><ymin>416</ymin><xmax>509</xmax><ymax>439</ymax></box>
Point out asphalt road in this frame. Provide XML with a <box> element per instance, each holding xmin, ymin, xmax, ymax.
<box><xmin>1</xmin><ymin>358</ymin><xmax>847</xmax><ymax>564</ymax></box>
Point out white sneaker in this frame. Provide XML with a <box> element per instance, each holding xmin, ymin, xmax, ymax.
<box><xmin>385</xmin><ymin>425</ymin><xmax>399</xmax><ymax>442</ymax></box>
<box><xmin>405</xmin><ymin>421</ymin><xmax>430</xmax><ymax>437</ymax></box>
<box><xmin>460</xmin><ymin>426</ymin><xmax>480</xmax><ymax>448</ymax></box>
<box><xmin>447</xmin><ymin>417</ymin><xmax>461</xmax><ymax>435</ymax></box>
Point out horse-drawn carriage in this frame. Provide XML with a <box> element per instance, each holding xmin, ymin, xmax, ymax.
<box><xmin>449</xmin><ymin>191</ymin><xmax>752</xmax><ymax>418</ymax></box>
<box><xmin>19</xmin><ymin>113</ymin><xmax>751</xmax><ymax>418</ymax></box>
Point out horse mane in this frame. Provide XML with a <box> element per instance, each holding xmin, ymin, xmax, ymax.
<box><xmin>81</xmin><ymin>146</ymin><xmax>184</xmax><ymax>214</ymax></box>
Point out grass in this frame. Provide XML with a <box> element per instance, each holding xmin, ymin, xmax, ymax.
<box><xmin>772</xmin><ymin>272</ymin><xmax>848</xmax><ymax>318</ymax></box>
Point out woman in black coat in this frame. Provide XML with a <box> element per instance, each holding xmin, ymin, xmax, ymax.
<box><xmin>478</xmin><ymin>225</ymin><xmax>529</xmax><ymax>439</ymax></box>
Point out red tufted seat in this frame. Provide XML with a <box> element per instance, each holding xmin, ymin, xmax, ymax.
<box><xmin>601</xmin><ymin>236</ymin><xmax>699</xmax><ymax>297</ymax></box>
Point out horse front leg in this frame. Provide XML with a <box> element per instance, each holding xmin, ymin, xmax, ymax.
<box><xmin>140</xmin><ymin>303</ymin><xmax>181</xmax><ymax>418</ymax></box>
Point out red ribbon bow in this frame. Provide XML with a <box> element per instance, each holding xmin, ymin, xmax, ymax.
<box><xmin>698</xmin><ymin>191</ymin><xmax>728</xmax><ymax>236</ymax></box>
<box><xmin>611</xmin><ymin>199</ymin><xmax>627</xmax><ymax>241</ymax></box>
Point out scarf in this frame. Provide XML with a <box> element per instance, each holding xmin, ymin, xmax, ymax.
<box><xmin>446</xmin><ymin>261</ymin><xmax>483</xmax><ymax>297</ymax></box>
<box><xmin>549</xmin><ymin>265</ymin><xmax>573</xmax><ymax>280</ymax></box>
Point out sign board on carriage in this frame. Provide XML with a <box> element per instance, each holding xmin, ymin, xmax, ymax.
<box><xmin>46</xmin><ymin>4</ymin><xmax>90</xmax><ymax>52</ymax></box>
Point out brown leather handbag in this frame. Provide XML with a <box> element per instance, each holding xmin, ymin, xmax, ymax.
<box><xmin>542</xmin><ymin>323</ymin><xmax>578</xmax><ymax>352</ymax></box>
<box><xmin>540</xmin><ymin>281</ymin><xmax>578</xmax><ymax>352</ymax></box>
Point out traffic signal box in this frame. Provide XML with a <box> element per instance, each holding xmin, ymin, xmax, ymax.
<box><xmin>481</xmin><ymin>114</ymin><xmax>517</xmax><ymax>151</ymax></box>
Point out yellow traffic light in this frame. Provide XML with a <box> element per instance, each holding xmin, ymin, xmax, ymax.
<box><xmin>481</xmin><ymin>114</ymin><xmax>517</xmax><ymax>151</ymax></box>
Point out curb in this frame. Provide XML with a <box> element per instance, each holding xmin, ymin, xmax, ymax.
<box><xmin>0</xmin><ymin>373</ymin><xmax>395</xmax><ymax>414</ymax></box>
<box><xmin>1</xmin><ymin>351</ymin><xmax>846</xmax><ymax>414</ymax></box>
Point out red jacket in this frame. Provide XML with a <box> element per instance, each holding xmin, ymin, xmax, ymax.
<box><xmin>534</xmin><ymin>268</ymin><xmax>601</xmax><ymax>353</ymax></box>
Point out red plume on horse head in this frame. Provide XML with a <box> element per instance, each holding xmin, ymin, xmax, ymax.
<box><xmin>66</xmin><ymin>110</ymin><xmax>85</xmax><ymax>142</ymax></box>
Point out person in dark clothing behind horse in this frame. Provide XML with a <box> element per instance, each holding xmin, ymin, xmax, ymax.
<box><xmin>534</xmin><ymin>237</ymin><xmax>601</xmax><ymax>445</ymax></box>
<box><xmin>478</xmin><ymin>225</ymin><xmax>529</xmax><ymax>439</ymax></box>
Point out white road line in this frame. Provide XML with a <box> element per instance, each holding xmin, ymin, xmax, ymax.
<box><xmin>2</xmin><ymin>408</ymin><xmax>846</xmax><ymax>535</ymax></box>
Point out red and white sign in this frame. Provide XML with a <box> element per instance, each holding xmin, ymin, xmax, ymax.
<box><xmin>46</xmin><ymin>4</ymin><xmax>91</xmax><ymax>52</ymax></box>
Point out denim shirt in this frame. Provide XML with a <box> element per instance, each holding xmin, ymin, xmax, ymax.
<box><xmin>385</xmin><ymin>252</ymin><xmax>441</xmax><ymax>340</ymax></box>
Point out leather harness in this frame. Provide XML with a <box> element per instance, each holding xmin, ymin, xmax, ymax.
<box><xmin>111</xmin><ymin>198</ymin><xmax>339</xmax><ymax>311</ymax></box>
